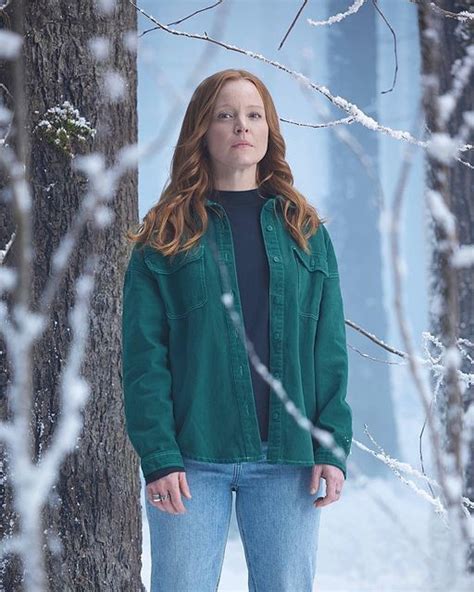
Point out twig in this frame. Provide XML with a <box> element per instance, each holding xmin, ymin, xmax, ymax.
<box><xmin>409</xmin><ymin>0</ymin><xmax>474</xmax><ymax>22</ymax></box>
<box><xmin>139</xmin><ymin>0</ymin><xmax>224</xmax><ymax>38</ymax></box>
<box><xmin>128</xmin><ymin>1</ymin><xmax>472</xmax><ymax>168</ymax></box>
<box><xmin>277</xmin><ymin>0</ymin><xmax>308</xmax><ymax>51</ymax></box>
<box><xmin>346</xmin><ymin>318</ymin><xmax>408</xmax><ymax>357</ymax></box>
<box><xmin>372</xmin><ymin>0</ymin><xmax>398</xmax><ymax>94</ymax></box>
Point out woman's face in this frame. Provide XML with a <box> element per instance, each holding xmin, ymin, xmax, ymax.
<box><xmin>204</xmin><ymin>79</ymin><xmax>269</xmax><ymax>184</ymax></box>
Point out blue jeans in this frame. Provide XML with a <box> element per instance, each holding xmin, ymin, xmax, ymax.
<box><xmin>145</xmin><ymin>442</ymin><xmax>325</xmax><ymax>591</ymax></box>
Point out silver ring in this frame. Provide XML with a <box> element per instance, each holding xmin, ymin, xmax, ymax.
<box><xmin>151</xmin><ymin>492</ymin><xmax>171</xmax><ymax>502</ymax></box>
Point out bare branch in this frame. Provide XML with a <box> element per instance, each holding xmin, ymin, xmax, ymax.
<box><xmin>139</xmin><ymin>0</ymin><xmax>224</xmax><ymax>38</ymax></box>
<box><xmin>167</xmin><ymin>0</ymin><xmax>224</xmax><ymax>27</ymax></box>
<box><xmin>277</xmin><ymin>0</ymin><xmax>308</xmax><ymax>51</ymax></box>
<box><xmin>346</xmin><ymin>318</ymin><xmax>408</xmax><ymax>357</ymax></box>
<box><xmin>128</xmin><ymin>1</ymin><xmax>472</xmax><ymax>169</ymax></box>
<box><xmin>347</xmin><ymin>342</ymin><xmax>408</xmax><ymax>365</ymax></box>
<box><xmin>372</xmin><ymin>0</ymin><xmax>399</xmax><ymax>94</ymax></box>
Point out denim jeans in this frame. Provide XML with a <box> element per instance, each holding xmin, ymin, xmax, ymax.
<box><xmin>145</xmin><ymin>442</ymin><xmax>325</xmax><ymax>591</ymax></box>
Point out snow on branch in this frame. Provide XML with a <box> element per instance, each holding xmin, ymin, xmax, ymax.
<box><xmin>352</xmin><ymin>434</ymin><xmax>474</xmax><ymax>517</ymax></box>
<box><xmin>410</xmin><ymin>0</ymin><xmax>474</xmax><ymax>22</ymax></box>
<box><xmin>0</xmin><ymin>231</ymin><xmax>15</xmax><ymax>265</ymax></box>
<box><xmin>307</xmin><ymin>0</ymin><xmax>366</xmax><ymax>27</ymax></box>
<box><xmin>129</xmin><ymin>1</ymin><xmax>472</xmax><ymax>168</ymax></box>
<box><xmin>0</xmin><ymin>124</ymin><xmax>139</xmax><ymax>589</ymax></box>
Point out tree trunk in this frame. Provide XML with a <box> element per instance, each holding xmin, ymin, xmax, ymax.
<box><xmin>418</xmin><ymin>0</ymin><xmax>474</xmax><ymax>577</ymax></box>
<box><xmin>0</xmin><ymin>1</ymin><xmax>143</xmax><ymax>589</ymax></box>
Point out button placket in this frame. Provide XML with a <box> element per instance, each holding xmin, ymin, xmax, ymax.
<box><xmin>260</xmin><ymin>200</ymin><xmax>285</xmax><ymax>455</ymax></box>
<box><xmin>215</xmin><ymin>203</ymin><xmax>263</xmax><ymax>455</ymax></box>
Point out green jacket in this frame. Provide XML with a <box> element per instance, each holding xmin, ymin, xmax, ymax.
<box><xmin>121</xmin><ymin>194</ymin><xmax>352</xmax><ymax>481</ymax></box>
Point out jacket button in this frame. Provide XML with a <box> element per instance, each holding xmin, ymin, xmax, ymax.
<box><xmin>274</xmin><ymin>332</ymin><xmax>281</xmax><ymax>340</ymax></box>
<box><xmin>273</xmin><ymin>256</ymin><xmax>280</xmax><ymax>262</ymax></box>
<box><xmin>272</xmin><ymin>411</ymin><xmax>280</xmax><ymax>420</ymax></box>
<box><xmin>266</xmin><ymin>225</ymin><xmax>273</xmax><ymax>231</ymax></box>
<box><xmin>274</xmin><ymin>371</ymin><xmax>281</xmax><ymax>379</ymax></box>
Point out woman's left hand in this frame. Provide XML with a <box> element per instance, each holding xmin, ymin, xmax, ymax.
<box><xmin>310</xmin><ymin>464</ymin><xmax>344</xmax><ymax>508</ymax></box>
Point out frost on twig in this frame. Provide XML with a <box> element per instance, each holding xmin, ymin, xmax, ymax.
<box><xmin>130</xmin><ymin>0</ymin><xmax>472</xmax><ymax>167</ymax></box>
<box><xmin>0</xmin><ymin>131</ymin><xmax>137</xmax><ymax>590</ymax></box>
<box><xmin>0</xmin><ymin>232</ymin><xmax>15</xmax><ymax>265</ymax></box>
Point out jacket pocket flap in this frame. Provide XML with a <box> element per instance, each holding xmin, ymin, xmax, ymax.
<box><xmin>292</xmin><ymin>246</ymin><xmax>329</xmax><ymax>276</ymax></box>
<box><xmin>144</xmin><ymin>244</ymin><xmax>204</xmax><ymax>274</ymax></box>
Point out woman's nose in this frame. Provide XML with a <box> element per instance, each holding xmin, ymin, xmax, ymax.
<box><xmin>235</xmin><ymin>121</ymin><xmax>248</xmax><ymax>132</ymax></box>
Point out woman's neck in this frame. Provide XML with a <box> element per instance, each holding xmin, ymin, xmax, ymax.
<box><xmin>214</xmin><ymin>185</ymin><xmax>258</xmax><ymax>191</ymax></box>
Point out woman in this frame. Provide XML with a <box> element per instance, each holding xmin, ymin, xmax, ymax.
<box><xmin>122</xmin><ymin>68</ymin><xmax>353</xmax><ymax>591</ymax></box>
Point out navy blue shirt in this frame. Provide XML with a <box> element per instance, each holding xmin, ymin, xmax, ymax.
<box><xmin>145</xmin><ymin>188</ymin><xmax>270</xmax><ymax>485</ymax></box>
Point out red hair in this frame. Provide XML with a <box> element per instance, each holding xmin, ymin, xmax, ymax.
<box><xmin>125</xmin><ymin>68</ymin><xmax>324</xmax><ymax>256</ymax></box>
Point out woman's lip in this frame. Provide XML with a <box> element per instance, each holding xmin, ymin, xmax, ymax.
<box><xmin>232</xmin><ymin>143</ymin><xmax>252</xmax><ymax>147</ymax></box>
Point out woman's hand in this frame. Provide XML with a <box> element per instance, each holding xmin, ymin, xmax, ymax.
<box><xmin>146</xmin><ymin>471</ymin><xmax>192</xmax><ymax>514</ymax></box>
<box><xmin>310</xmin><ymin>464</ymin><xmax>344</xmax><ymax>508</ymax></box>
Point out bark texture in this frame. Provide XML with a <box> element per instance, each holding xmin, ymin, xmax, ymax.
<box><xmin>418</xmin><ymin>0</ymin><xmax>474</xmax><ymax>575</ymax></box>
<box><xmin>0</xmin><ymin>1</ymin><xmax>143</xmax><ymax>589</ymax></box>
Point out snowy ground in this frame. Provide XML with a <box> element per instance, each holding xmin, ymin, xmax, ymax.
<box><xmin>139</xmin><ymin>471</ymin><xmax>471</xmax><ymax>592</ymax></box>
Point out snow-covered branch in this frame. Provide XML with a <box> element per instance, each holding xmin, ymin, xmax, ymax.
<box><xmin>130</xmin><ymin>0</ymin><xmax>472</xmax><ymax>171</ymax></box>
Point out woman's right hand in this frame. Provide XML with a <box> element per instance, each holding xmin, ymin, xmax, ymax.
<box><xmin>146</xmin><ymin>471</ymin><xmax>192</xmax><ymax>514</ymax></box>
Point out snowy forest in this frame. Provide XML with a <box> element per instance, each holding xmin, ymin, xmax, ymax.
<box><xmin>0</xmin><ymin>0</ymin><xmax>473</xmax><ymax>591</ymax></box>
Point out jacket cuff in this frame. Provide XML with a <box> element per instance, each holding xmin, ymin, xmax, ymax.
<box><xmin>313</xmin><ymin>446</ymin><xmax>348</xmax><ymax>480</ymax></box>
<box><xmin>144</xmin><ymin>465</ymin><xmax>185</xmax><ymax>485</ymax></box>
<box><xmin>141</xmin><ymin>449</ymin><xmax>185</xmax><ymax>477</ymax></box>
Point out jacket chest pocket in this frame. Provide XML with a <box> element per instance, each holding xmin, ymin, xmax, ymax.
<box><xmin>292</xmin><ymin>245</ymin><xmax>329</xmax><ymax>321</ymax></box>
<box><xmin>144</xmin><ymin>245</ymin><xmax>207</xmax><ymax>319</ymax></box>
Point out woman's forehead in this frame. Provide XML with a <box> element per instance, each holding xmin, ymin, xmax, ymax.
<box><xmin>217</xmin><ymin>79</ymin><xmax>262</xmax><ymax>99</ymax></box>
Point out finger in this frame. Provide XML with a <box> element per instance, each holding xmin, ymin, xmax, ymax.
<box><xmin>154</xmin><ymin>488</ymin><xmax>180</xmax><ymax>514</ymax></box>
<box><xmin>314</xmin><ymin>478</ymin><xmax>342</xmax><ymax>508</ymax></box>
<box><xmin>166</xmin><ymin>476</ymin><xmax>187</xmax><ymax>514</ymax></box>
<box><xmin>164</xmin><ymin>493</ymin><xmax>181</xmax><ymax>514</ymax></box>
<box><xmin>148</xmin><ymin>484</ymin><xmax>179</xmax><ymax>514</ymax></box>
<box><xmin>147</xmin><ymin>485</ymin><xmax>160</xmax><ymax>505</ymax></box>
<box><xmin>147</xmin><ymin>474</ymin><xmax>186</xmax><ymax>514</ymax></box>
<box><xmin>179</xmin><ymin>472</ymin><xmax>192</xmax><ymax>499</ymax></box>
<box><xmin>168</xmin><ymin>485</ymin><xmax>187</xmax><ymax>514</ymax></box>
<box><xmin>149</xmin><ymin>491</ymin><xmax>173</xmax><ymax>513</ymax></box>
<box><xmin>309</xmin><ymin>466</ymin><xmax>322</xmax><ymax>495</ymax></box>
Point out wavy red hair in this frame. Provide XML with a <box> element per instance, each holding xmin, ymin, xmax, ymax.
<box><xmin>125</xmin><ymin>68</ymin><xmax>325</xmax><ymax>256</ymax></box>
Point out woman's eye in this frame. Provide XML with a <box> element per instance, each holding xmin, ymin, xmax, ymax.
<box><xmin>217</xmin><ymin>112</ymin><xmax>263</xmax><ymax>119</ymax></box>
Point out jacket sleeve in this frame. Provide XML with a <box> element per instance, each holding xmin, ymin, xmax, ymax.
<box><xmin>121</xmin><ymin>244</ymin><xmax>185</xmax><ymax>481</ymax></box>
<box><xmin>313</xmin><ymin>225</ymin><xmax>353</xmax><ymax>479</ymax></box>
<box><xmin>144</xmin><ymin>466</ymin><xmax>184</xmax><ymax>485</ymax></box>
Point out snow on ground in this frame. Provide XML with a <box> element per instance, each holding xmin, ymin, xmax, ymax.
<box><xmin>139</xmin><ymin>471</ymin><xmax>470</xmax><ymax>591</ymax></box>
